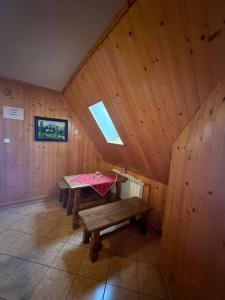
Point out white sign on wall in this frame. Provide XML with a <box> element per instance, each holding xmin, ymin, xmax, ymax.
<box><xmin>3</xmin><ymin>106</ymin><xmax>24</xmax><ymax>120</ymax></box>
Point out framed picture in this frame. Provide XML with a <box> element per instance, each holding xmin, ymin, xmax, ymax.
<box><xmin>34</xmin><ymin>116</ymin><xmax>68</xmax><ymax>142</ymax></box>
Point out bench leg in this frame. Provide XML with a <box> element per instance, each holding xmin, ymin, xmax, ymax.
<box><xmin>82</xmin><ymin>227</ymin><xmax>91</xmax><ymax>244</ymax></box>
<box><xmin>90</xmin><ymin>231</ymin><xmax>101</xmax><ymax>262</ymax></box>
<box><xmin>59</xmin><ymin>190</ymin><xmax>63</xmax><ymax>202</ymax></box>
<box><xmin>63</xmin><ymin>190</ymin><xmax>69</xmax><ymax>208</ymax></box>
<box><xmin>140</xmin><ymin>212</ymin><xmax>148</xmax><ymax>234</ymax></box>
<box><xmin>72</xmin><ymin>189</ymin><xmax>81</xmax><ymax>229</ymax></box>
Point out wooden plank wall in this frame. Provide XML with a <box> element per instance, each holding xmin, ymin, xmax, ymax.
<box><xmin>160</xmin><ymin>77</ymin><xmax>225</xmax><ymax>300</ymax></box>
<box><xmin>0</xmin><ymin>78</ymin><xmax>102</xmax><ymax>206</ymax></box>
<box><xmin>100</xmin><ymin>161</ymin><xmax>167</xmax><ymax>232</ymax></box>
<box><xmin>65</xmin><ymin>0</ymin><xmax>225</xmax><ymax>184</ymax></box>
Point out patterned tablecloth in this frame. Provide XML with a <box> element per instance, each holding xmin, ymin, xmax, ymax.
<box><xmin>64</xmin><ymin>173</ymin><xmax>117</xmax><ymax>196</ymax></box>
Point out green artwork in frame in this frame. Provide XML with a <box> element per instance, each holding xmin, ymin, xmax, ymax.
<box><xmin>34</xmin><ymin>116</ymin><xmax>68</xmax><ymax>142</ymax></box>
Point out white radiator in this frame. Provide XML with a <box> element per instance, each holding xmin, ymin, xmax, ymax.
<box><xmin>111</xmin><ymin>168</ymin><xmax>144</xmax><ymax>199</ymax></box>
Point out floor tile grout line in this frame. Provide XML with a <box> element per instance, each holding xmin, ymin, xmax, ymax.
<box><xmin>0</xmin><ymin>198</ymin><xmax>58</xmax><ymax>211</ymax></box>
<box><xmin>0</xmin><ymin>251</ymin><xmax>70</xmax><ymax>273</ymax></box>
<box><xmin>0</xmin><ymin>250</ymin><xmax>87</xmax><ymax>277</ymax></box>
<box><xmin>104</xmin><ymin>245</ymin><xmax>114</xmax><ymax>293</ymax></box>
<box><xmin>102</xmin><ymin>282</ymin><xmax>107</xmax><ymax>300</ymax></box>
<box><xmin>0</xmin><ymin>250</ymin><xmax>165</xmax><ymax>297</ymax></box>
<box><xmin>104</xmin><ymin>281</ymin><xmax>139</xmax><ymax>293</ymax></box>
<box><xmin>1</xmin><ymin>201</ymin><xmax>165</xmax><ymax>299</ymax></box>
<box><xmin>0</xmin><ymin>210</ymin><xmax>72</xmax><ymax>225</ymax></box>
<box><xmin>138</xmin><ymin>292</ymin><xmax>164</xmax><ymax>300</ymax></box>
<box><xmin>65</xmin><ymin>273</ymin><xmax>78</xmax><ymax>300</ymax></box>
<box><xmin>0</xmin><ymin>225</ymin><xmax>74</xmax><ymax>244</ymax></box>
<box><xmin>0</xmin><ymin>231</ymin><xmax>159</xmax><ymax>265</ymax></box>
<box><xmin>139</xmin><ymin>290</ymin><xmax>168</xmax><ymax>300</ymax></box>
<box><xmin>27</xmin><ymin>265</ymin><xmax>50</xmax><ymax>299</ymax></box>
<box><xmin>106</xmin><ymin>255</ymin><xmax>139</xmax><ymax>292</ymax></box>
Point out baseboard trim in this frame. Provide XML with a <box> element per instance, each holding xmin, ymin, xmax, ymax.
<box><xmin>0</xmin><ymin>194</ymin><xmax>57</xmax><ymax>209</ymax></box>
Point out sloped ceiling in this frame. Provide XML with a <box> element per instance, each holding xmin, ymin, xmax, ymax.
<box><xmin>65</xmin><ymin>0</ymin><xmax>225</xmax><ymax>184</ymax></box>
<box><xmin>0</xmin><ymin>0</ymin><xmax>125</xmax><ymax>91</ymax></box>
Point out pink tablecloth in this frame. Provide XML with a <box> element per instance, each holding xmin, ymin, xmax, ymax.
<box><xmin>69</xmin><ymin>173</ymin><xmax>117</xmax><ymax>196</ymax></box>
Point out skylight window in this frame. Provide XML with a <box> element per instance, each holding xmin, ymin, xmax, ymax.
<box><xmin>88</xmin><ymin>101</ymin><xmax>123</xmax><ymax>145</ymax></box>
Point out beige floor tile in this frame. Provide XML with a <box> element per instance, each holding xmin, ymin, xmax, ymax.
<box><xmin>9</xmin><ymin>215</ymin><xmax>56</xmax><ymax>237</ymax></box>
<box><xmin>31</xmin><ymin>218</ymin><xmax>59</xmax><ymax>237</ymax></box>
<box><xmin>51</xmin><ymin>241</ymin><xmax>87</xmax><ymax>273</ymax></box>
<box><xmin>30</xmin><ymin>268</ymin><xmax>74</xmax><ymax>300</ymax></box>
<box><xmin>16</xmin><ymin>204</ymin><xmax>49</xmax><ymax>217</ymax></box>
<box><xmin>40</xmin><ymin>208</ymin><xmax>69</xmax><ymax>223</ymax></box>
<box><xmin>101</xmin><ymin>234</ymin><xmax>119</xmax><ymax>253</ymax></box>
<box><xmin>67</xmin><ymin>276</ymin><xmax>105</xmax><ymax>300</ymax></box>
<box><xmin>14</xmin><ymin>200</ymin><xmax>61</xmax><ymax>218</ymax></box>
<box><xmin>37</xmin><ymin>200</ymin><xmax>60</xmax><ymax>210</ymax></box>
<box><xmin>0</xmin><ymin>227</ymin><xmax>7</xmax><ymax>234</ymax></box>
<box><xmin>107</xmin><ymin>256</ymin><xmax>138</xmax><ymax>291</ymax></box>
<box><xmin>0</xmin><ymin>211</ymin><xmax>22</xmax><ymax>228</ymax></box>
<box><xmin>0</xmin><ymin>229</ymin><xmax>21</xmax><ymax>251</ymax></box>
<box><xmin>113</xmin><ymin>236</ymin><xmax>138</xmax><ymax>259</ymax></box>
<box><xmin>10</xmin><ymin>235</ymin><xmax>38</xmax><ymax>259</ymax></box>
<box><xmin>78</xmin><ymin>250</ymin><xmax>111</xmax><ymax>282</ymax></box>
<box><xmin>137</xmin><ymin>240</ymin><xmax>161</xmax><ymax>263</ymax></box>
<box><xmin>9</xmin><ymin>215</ymin><xmax>36</xmax><ymax>230</ymax></box>
<box><xmin>138</xmin><ymin>262</ymin><xmax>167</xmax><ymax>299</ymax></box>
<box><xmin>104</xmin><ymin>284</ymin><xmax>138</xmax><ymax>300</ymax></box>
<box><xmin>0</xmin><ymin>230</ymin><xmax>36</xmax><ymax>258</ymax></box>
<box><xmin>0</xmin><ymin>254</ymin><xmax>48</xmax><ymax>300</ymax></box>
<box><xmin>138</xmin><ymin>293</ymin><xmax>160</xmax><ymax>300</ymax></box>
<box><xmin>1</xmin><ymin>204</ymin><xmax>40</xmax><ymax>216</ymax></box>
<box><xmin>26</xmin><ymin>236</ymin><xmax>65</xmax><ymax>265</ymax></box>
<box><xmin>45</xmin><ymin>222</ymin><xmax>74</xmax><ymax>242</ymax></box>
<box><xmin>67</xmin><ymin>227</ymin><xmax>84</xmax><ymax>244</ymax></box>
<box><xmin>0</xmin><ymin>201</ymin><xmax>167</xmax><ymax>300</ymax></box>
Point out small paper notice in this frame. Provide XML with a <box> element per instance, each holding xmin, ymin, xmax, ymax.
<box><xmin>3</xmin><ymin>106</ymin><xmax>24</xmax><ymax>120</ymax></box>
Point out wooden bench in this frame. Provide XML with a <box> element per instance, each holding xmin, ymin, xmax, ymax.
<box><xmin>56</xmin><ymin>181</ymin><xmax>70</xmax><ymax>208</ymax></box>
<box><xmin>79</xmin><ymin>197</ymin><xmax>151</xmax><ymax>262</ymax></box>
<box><xmin>64</xmin><ymin>173</ymin><xmax>127</xmax><ymax>228</ymax></box>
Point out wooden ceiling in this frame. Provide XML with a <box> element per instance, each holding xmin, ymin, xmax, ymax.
<box><xmin>65</xmin><ymin>0</ymin><xmax>225</xmax><ymax>184</ymax></box>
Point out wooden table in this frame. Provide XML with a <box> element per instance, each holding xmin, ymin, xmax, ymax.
<box><xmin>64</xmin><ymin>173</ymin><xmax>127</xmax><ymax>229</ymax></box>
<box><xmin>79</xmin><ymin>197</ymin><xmax>151</xmax><ymax>261</ymax></box>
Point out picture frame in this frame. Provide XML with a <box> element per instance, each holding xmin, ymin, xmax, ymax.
<box><xmin>34</xmin><ymin>116</ymin><xmax>68</xmax><ymax>142</ymax></box>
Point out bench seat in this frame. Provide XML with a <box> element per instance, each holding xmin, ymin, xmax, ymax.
<box><xmin>79</xmin><ymin>197</ymin><xmax>151</xmax><ymax>261</ymax></box>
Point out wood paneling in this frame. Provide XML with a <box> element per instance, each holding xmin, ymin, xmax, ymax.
<box><xmin>160</xmin><ymin>77</ymin><xmax>225</xmax><ymax>300</ymax></box>
<box><xmin>0</xmin><ymin>78</ymin><xmax>102</xmax><ymax>206</ymax></box>
<box><xmin>65</xmin><ymin>0</ymin><xmax>225</xmax><ymax>184</ymax></box>
<box><xmin>100</xmin><ymin>161</ymin><xmax>167</xmax><ymax>232</ymax></box>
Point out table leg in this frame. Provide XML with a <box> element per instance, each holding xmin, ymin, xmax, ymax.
<box><xmin>67</xmin><ymin>189</ymin><xmax>74</xmax><ymax>216</ymax></box>
<box><xmin>90</xmin><ymin>231</ymin><xmax>101</xmax><ymax>262</ymax></box>
<box><xmin>140</xmin><ymin>211</ymin><xmax>148</xmax><ymax>234</ymax></box>
<box><xmin>82</xmin><ymin>227</ymin><xmax>91</xmax><ymax>244</ymax></box>
<box><xmin>72</xmin><ymin>189</ymin><xmax>81</xmax><ymax>229</ymax></box>
<box><xmin>115</xmin><ymin>182</ymin><xmax>122</xmax><ymax>201</ymax></box>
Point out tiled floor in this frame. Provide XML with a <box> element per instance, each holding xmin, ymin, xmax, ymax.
<box><xmin>0</xmin><ymin>199</ymin><xmax>168</xmax><ymax>300</ymax></box>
